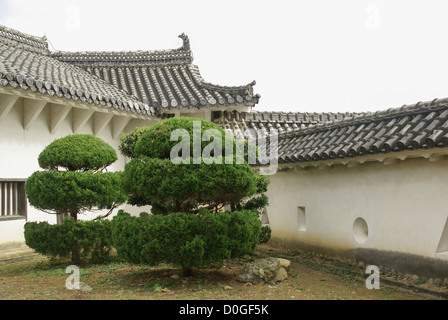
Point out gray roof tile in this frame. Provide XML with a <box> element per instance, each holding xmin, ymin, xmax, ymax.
<box><xmin>52</xmin><ymin>34</ymin><xmax>260</xmax><ymax>110</ymax></box>
<box><xmin>216</xmin><ymin>110</ymin><xmax>367</xmax><ymax>137</ymax></box>
<box><xmin>0</xmin><ymin>25</ymin><xmax>155</xmax><ymax>116</ymax></box>
<box><xmin>0</xmin><ymin>27</ymin><xmax>258</xmax><ymax>115</ymax></box>
<box><xmin>270</xmin><ymin>98</ymin><xmax>448</xmax><ymax>164</ymax></box>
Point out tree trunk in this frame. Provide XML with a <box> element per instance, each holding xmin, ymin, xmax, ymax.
<box><xmin>175</xmin><ymin>200</ymin><xmax>183</xmax><ymax>213</ymax></box>
<box><xmin>70</xmin><ymin>209</ymin><xmax>80</xmax><ymax>264</ymax></box>
<box><xmin>70</xmin><ymin>210</ymin><xmax>78</xmax><ymax>222</ymax></box>
<box><xmin>57</xmin><ymin>212</ymin><xmax>69</xmax><ymax>224</ymax></box>
<box><xmin>71</xmin><ymin>246</ymin><xmax>81</xmax><ymax>265</ymax></box>
<box><xmin>182</xmin><ymin>267</ymin><xmax>193</xmax><ymax>277</ymax></box>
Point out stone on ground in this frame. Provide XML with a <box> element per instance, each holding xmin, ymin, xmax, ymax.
<box><xmin>237</xmin><ymin>257</ymin><xmax>291</xmax><ymax>283</ymax></box>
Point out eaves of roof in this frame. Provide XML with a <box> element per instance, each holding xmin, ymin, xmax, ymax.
<box><xmin>0</xmin><ymin>25</ymin><xmax>157</xmax><ymax>117</ymax></box>
<box><xmin>216</xmin><ymin>110</ymin><xmax>368</xmax><ymax>139</ymax></box>
<box><xmin>274</xmin><ymin>98</ymin><xmax>448</xmax><ymax>164</ymax></box>
<box><xmin>51</xmin><ymin>34</ymin><xmax>260</xmax><ymax>111</ymax></box>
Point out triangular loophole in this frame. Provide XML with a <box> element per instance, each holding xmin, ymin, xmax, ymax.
<box><xmin>436</xmin><ymin>218</ymin><xmax>448</xmax><ymax>254</ymax></box>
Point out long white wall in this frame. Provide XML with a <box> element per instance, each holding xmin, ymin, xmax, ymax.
<box><xmin>266</xmin><ymin>156</ymin><xmax>448</xmax><ymax>261</ymax></box>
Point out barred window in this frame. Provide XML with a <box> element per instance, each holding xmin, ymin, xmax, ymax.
<box><xmin>0</xmin><ymin>179</ymin><xmax>27</xmax><ymax>220</ymax></box>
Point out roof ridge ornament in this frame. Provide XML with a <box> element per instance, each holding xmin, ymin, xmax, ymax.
<box><xmin>179</xmin><ymin>33</ymin><xmax>190</xmax><ymax>51</ymax></box>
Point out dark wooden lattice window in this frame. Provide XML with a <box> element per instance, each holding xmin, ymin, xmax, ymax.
<box><xmin>0</xmin><ymin>179</ymin><xmax>27</xmax><ymax>221</ymax></box>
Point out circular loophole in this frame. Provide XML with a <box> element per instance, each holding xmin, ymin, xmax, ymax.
<box><xmin>353</xmin><ymin>217</ymin><xmax>369</xmax><ymax>244</ymax></box>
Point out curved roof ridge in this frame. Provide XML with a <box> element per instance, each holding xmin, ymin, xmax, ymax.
<box><xmin>52</xmin><ymin>34</ymin><xmax>192</xmax><ymax>67</ymax></box>
<box><xmin>248</xmin><ymin>110</ymin><xmax>366</xmax><ymax>117</ymax></box>
<box><xmin>201</xmin><ymin>79</ymin><xmax>257</xmax><ymax>93</ymax></box>
<box><xmin>279</xmin><ymin>97</ymin><xmax>448</xmax><ymax>138</ymax></box>
<box><xmin>0</xmin><ymin>24</ymin><xmax>49</xmax><ymax>55</ymax></box>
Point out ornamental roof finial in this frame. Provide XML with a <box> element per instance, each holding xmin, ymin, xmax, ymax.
<box><xmin>178</xmin><ymin>33</ymin><xmax>190</xmax><ymax>51</ymax></box>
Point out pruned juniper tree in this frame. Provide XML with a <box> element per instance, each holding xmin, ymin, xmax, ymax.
<box><xmin>119</xmin><ymin>117</ymin><xmax>269</xmax><ymax>214</ymax></box>
<box><xmin>25</xmin><ymin>134</ymin><xmax>127</xmax><ymax>264</ymax></box>
<box><xmin>113</xmin><ymin>117</ymin><xmax>269</xmax><ymax>276</ymax></box>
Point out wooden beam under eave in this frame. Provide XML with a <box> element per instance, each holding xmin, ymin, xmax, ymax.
<box><xmin>0</xmin><ymin>94</ymin><xmax>20</xmax><ymax>125</ymax></box>
<box><xmin>112</xmin><ymin>115</ymin><xmax>131</xmax><ymax>139</ymax></box>
<box><xmin>49</xmin><ymin>104</ymin><xmax>72</xmax><ymax>135</ymax></box>
<box><xmin>23</xmin><ymin>99</ymin><xmax>47</xmax><ymax>131</ymax></box>
<box><xmin>93</xmin><ymin>112</ymin><xmax>114</xmax><ymax>136</ymax></box>
<box><xmin>72</xmin><ymin>108</ymin><xmax>94</xmax><ymax>133</ymax></box>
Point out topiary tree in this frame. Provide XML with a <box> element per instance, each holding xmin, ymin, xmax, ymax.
<box><xmin>26</xmin><ymin>134</ymin><xmax>127</xmax><ymax>222</ymax></box>
<box><xmin>111</xmin><ymin>209</ymin><xmax>261</xmax><ymax>276</ymax></box>
<box><xmin>24</xmin><ymin>217</ymin><xmax>113</xmax><ymax>264</ymax></box>
<box><xmin>114</xmin><ymin>117</ymin><xmax>269</xmax><ymax>276</ymax></box>
<box><xmin>25</xmin><ymin>134</ymin><xmax>128</xmax><ymax>264</ymax></box>
<box><xmin>120</xmin><ymin>117</ymin><xmax>261</xmax><ymax>214</ymax></box>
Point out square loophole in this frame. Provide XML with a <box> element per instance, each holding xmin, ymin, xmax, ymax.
<box><xmin>297</xmin><ymin>206</ymin><xmax>306</xmax><ymax>232</ymax></box>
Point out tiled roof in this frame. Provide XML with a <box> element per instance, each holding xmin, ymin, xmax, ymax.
<box><xmin>52</xmin><ymin>34</ymin><xmax>260</xmax><ymax>110</ymax></box>
<box><xmin>0</xmin><ymin>25</ymin><xmax>49</xmax><ymax>55</ymax></box>
<box><xmin>273</xmin><ymin>98</ymin><xmax>448</xmax><ymax>164</ymax></box>
<box><xmin>0</xmin><ymin>25</ymin><xmax>155</xmax><ymax>116</ymax></box>
<box><xmin>215</xmin><ymin>110</ymin><xmax>366</xmax><ymax>139</ymax></box>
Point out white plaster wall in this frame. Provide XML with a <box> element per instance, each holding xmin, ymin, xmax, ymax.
<box><xmin>266</xmin><ymin>157</ymin><xmax>448</xmax><ymax>259</ymax></box>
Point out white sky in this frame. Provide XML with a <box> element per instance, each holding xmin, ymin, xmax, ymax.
<box><xmin>1</xmin><ymin>0</ymin><xmax>448</xmax><ymax>113</ymax></box>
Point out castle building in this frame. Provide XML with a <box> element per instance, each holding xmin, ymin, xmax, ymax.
<box><xmin>1</xmin><ymin>25</ymin><xmax>448</xmax><ymax>279</ymax></box>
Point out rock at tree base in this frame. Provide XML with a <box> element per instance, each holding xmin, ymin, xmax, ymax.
<box><xmin>237</xmin><ymin>258</ymin><xmax>291</xmax><ymax>283</ymax></box>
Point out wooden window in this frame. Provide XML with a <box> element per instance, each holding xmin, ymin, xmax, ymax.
<box><xmin>0</xmin><ymin>179</ymin><xmax>27</xmax><ymax>221</ymax></box>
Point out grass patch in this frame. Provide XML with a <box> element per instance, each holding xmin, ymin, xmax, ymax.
<box><xmin>0</xmin><ymin>245</ymin><xmax>436</xmax><ymax>301</ymax></box>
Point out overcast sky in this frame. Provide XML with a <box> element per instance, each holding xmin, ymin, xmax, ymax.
<box><xmin>2</xmin><ymin>0</ymin><xmax>448</xmax><ymax>114</ymax></box>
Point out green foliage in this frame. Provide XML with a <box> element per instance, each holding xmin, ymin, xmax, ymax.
<box><xmin>114</xmin><ymin>117</ymin><xmax>269</xmax><ymax>274</ymax></box>
<box><xmin>25</xmin><ymin>170</ymin><xmax>127</xmax><ymax>216</ymax></box>
<box><xmin>38</xmin><ymin>134</ymin><xmax>117</xmax><ymax>171</ymax></box>
<box><xmin>24</xmin><ymin>217</ymin><xmax>113</xmax><ymax>264</ymax></box>
<box><xmin>242</xmin><ymin>193</ymin><xmax>269</xmax><ymax>211</ymax></box>
<box><xmin>259</xmin><ymin>225</ymin><xmax>272</xmax><ymax>244</ymax></box>
<box><xmin>255</xmin><ymin>175</ymin><xmax>270</xmax><ymax>193</ymax></box>
<box><xmin>120</xmin><ymin>117</ymin><xmax>259</xmax><ymax>164</ymax></box>
<box><xmin>26</xmin><ymin>134</ymin><xmax>127</xmax><ymax>219</ymax></box>
<box><xmin>132</xmin><ymin>117</ymin><xmax>233</xmax><ymax>160</ymax></box>
<box><xmin>122</xmin><ymin>157</ymin><xmax>258</xmax><ymax>213</ymax></box>
<box><xmin>235</xmin><ymin>174</ymin><xmax>270</xmax><ymax>215</ymax></box>
<box><xmin>119</xmin><ymin>126</ymin><xmax>151</xmax><ymax>159</ymax></box>
<box><xmin>119</xmin><ymin>117</ymin><xmax>262</xmax><ymax>214</ymax></box>
<box><xmin>111</xmin><ymin>210</ymin><xmax>261</xmax><ymax>273</ymax></box>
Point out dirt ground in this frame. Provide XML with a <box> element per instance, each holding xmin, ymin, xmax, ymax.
<box><xmin>0</xmin><ymin>244</ymin><xmax>445</xmax><ymax>301</ymax></box>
